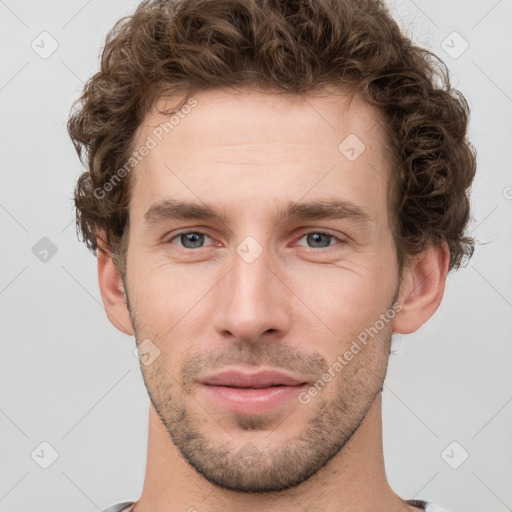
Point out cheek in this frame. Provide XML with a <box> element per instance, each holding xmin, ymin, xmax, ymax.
<box><xmin>284</xmin><ymin>267</ymin><xmax>397</xmax><ymax>372</ymax></box>
<box><xmin>128</xmin><ymin>258</ymin><xmax>220</xmax><ymax>331</ymax></box>
<box><xmin>290</xmin><ymin>263</ymin><xmax>387</xmax><ymax>319</ymax></box>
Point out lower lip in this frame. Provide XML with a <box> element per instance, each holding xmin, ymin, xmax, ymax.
<box><xmin>200</xmin><ymin>384</ymin><xmax>307</xmax><ymax>415</ymax></box>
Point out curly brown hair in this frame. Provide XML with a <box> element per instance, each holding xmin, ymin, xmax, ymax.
<box><xmin>67</xmin><ymin>0</ymin><xmax>477</xmax><ymax>277</ymax></box>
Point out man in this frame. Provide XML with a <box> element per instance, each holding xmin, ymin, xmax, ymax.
<box><xmin>67</xmin><ymin>0</ymin><xmax>476</xmax><ymax>510</ymax></box>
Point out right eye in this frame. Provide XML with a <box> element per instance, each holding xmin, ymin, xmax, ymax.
<box><xmin>167</xmin><ymin>231</ymin><xmax>215</xmax><ymax>250</ymax></box>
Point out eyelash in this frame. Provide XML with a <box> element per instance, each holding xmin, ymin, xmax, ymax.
<box><xmin>166</xmin><ymin>230</ymin><xmax>344</xmax><ymax>251</ymax></box>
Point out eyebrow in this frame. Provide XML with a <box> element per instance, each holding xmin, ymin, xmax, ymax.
<box><xmin>143</xmin><ymin>198</ymin><xmax>372</xmax><ymax>227</ymax></box>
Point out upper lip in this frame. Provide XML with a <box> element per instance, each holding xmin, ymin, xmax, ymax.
<box><xmin>199</xmin><ymin>370</ymin><xmax>307</xmax><ymax>388</ymax></box>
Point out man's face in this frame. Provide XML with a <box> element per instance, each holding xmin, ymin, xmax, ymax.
<box><xmin>123</xmin><ymin>88</ymin><xmax>401</xmax><ymax>492</ymax></box>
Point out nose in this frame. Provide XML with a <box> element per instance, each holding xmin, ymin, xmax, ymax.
<box><xmin>212</xmin><ymin>242</ymin><xmax>291</xmax><ymax>344</ymax></box>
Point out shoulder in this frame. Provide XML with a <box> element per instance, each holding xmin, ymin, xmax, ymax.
<box><xmin>101</xmin><ymin>502</ymin><xmax>135</xmax><ymax>512</ymax></box>
<box><xmin>425</xmin><ymin>504</ymin><xmax>453</xmax><ymax>512</ymax></box>
<box><xmin>408</xmin><ymin>500</ymin><xmax>453</xmax><ymax>512</ymax></box>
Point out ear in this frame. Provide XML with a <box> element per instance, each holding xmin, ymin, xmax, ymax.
<box><xmin>392</xmin><ymin>240</ymin><xmax>450</xmax><ymax>335</ymax></box>
<box><xmin>96</xmin><ymin>231</ymin><xmax>134</xmax><ymax>336</ymax></box>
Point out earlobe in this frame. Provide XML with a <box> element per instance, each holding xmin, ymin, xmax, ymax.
<box><xmin>392</xmin><ymin>241</ymin><xmax>450</xmax><ymax>335</ymax></box>
<box><xmin>97</xmin><ymin>232</ymin><xmax>135</xmax><ymax>336</ymax></box>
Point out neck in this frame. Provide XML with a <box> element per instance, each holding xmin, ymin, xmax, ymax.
<box><xmin>134</xmin><ymin>393</ymin><xmax>414</xmax><ymax>512</ymax></box>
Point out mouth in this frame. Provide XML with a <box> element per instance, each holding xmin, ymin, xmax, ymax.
<box><xmin>197</xmin><ymin>369</ymin><xmax>309</xmax><ymax>415</ymax></box>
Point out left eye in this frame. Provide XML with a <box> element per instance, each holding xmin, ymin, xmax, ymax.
<box><xmin>296</xmin><ymin>232</ymin><xmax>340</xmax><ymax>249</ymax></box>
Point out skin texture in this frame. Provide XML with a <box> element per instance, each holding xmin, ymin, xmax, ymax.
<box><xmin>97</xmin><ymin>87</ymin><xmax>450</xmax><ymax>512</ymax></box>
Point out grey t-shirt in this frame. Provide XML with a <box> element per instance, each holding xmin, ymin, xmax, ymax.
<box><xmin>101</xmin><ymin>499</ymin><xmax>452</xmax><ymax>512</ymax></box>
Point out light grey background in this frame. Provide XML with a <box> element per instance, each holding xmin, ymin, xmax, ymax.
<box><xmin>1</xmin><ymin>1</ymin><xmax>511</xmax><ymax>511</ymax></box>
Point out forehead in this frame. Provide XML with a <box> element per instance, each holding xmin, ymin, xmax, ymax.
<box><xmin>129</xmin><ymin>87</ymin><xmax>392</xmax><ymax>225</ymax></box>
<box><xmin>137</xmin><ymin>87</ymin><xmax>387</xmax><ymax>153</ymax></box>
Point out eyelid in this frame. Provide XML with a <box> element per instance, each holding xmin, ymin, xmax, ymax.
<box><xmin>166</xmin><ymin>229</ymin><xmax>216</xmax><ymax>247</ymax></box>
<box><xmin>165</xmin><ymin>228</ymin><xmax>345</xmax><ymax>250</ymax></box>
<box><xmin>294</xmin><ymin>230</ymin><xmax>345</xmax><ymax>248</ymax></box>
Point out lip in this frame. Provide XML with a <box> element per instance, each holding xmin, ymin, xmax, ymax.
<box><xmin>199</xmin><ymin>370</ymin><xmax>306</xmax><ymax>388</ymax></box>
<box><xmin>198</xmin><ymin>370</ymin><xmax>309</xmax><ymax>415</ymax></box>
